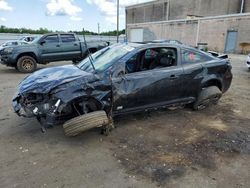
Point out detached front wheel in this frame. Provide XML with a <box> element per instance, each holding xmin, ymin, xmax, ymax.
<box><xmin>63</xmin><ymin>110</ymin><xmax>110</xmax><ymax>137</ymax></box>
<box><xmin>193</xmin><ymin>86</ymin><xmax>222</xmax><ymax>110</ymax></box>
<box><xmin>16</xmin><ymin>56</ymin><xmax>37</xmax><ymax>73</ymax></box>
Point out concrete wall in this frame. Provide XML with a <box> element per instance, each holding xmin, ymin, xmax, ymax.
<box><xmin>198</xmin><ymin>16</ymin><xmax>250</xmax><ymax>53</ymax></box>
<box><xmin>127</xmin><ymin>14</ymin><xmax>250</xmax><ymax>53</ymax></box>
<box><xmin>169</xmin><ymin>0</ymin><xmax>241</xmax><ymax>20</ymax></box>
<box><xmin>244</xmin><ymin>0</ymin><xmax>250</xmax><ymax>12</ymax></box>
<box><xmin>126</xmin><ymin>0</ymin><xmax>250</xmax><ymax>24</ymax></box>
<box><xmin>127</xmin><ymin>21</ymin><xmax>198</xmax><ymax>45</ymax></box>
<box><xmin>126</xmin><ymin>0</ymin><xmax>168</xmax><ymax>24</ymax></box>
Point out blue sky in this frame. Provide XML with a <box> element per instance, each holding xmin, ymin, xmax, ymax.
<box><xmin>0</xmin><ymin>0</ymin><xmax>151</xmax><ymax>32</ymax></box>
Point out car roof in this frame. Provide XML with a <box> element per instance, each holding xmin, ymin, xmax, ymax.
<box><xmin>44</xmin><ymin>32</ymin><xmax>76</xmax><ymax>35</ymax></box>
<box><xmin>125</xmin><ymin>42</ymin><xmax>194</xmax><ymax>51</ymax></box>
<box><xmin>121</xmin><ymin>42</ymin><xmax>215</xmax><ymax>59</ymax></box>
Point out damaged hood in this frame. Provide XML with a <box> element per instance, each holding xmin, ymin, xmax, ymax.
<box><xmin>18</xmin><ymin>65</ymin><xmax>93</xmax><ymax>94</ymax></box>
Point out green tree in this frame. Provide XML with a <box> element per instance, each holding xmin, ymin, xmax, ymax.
<box><xmin>0</xmin><ymin>25</ymin><xmax>125</xmax><ymax>36</ymax></box>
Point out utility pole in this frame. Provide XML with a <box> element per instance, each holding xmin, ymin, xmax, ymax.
<box><xmin>117</xmin><ymin>0</ymin><xmax>119</xmax><ymax>43</ymax></box>
<box><xmin>98</xmin><ymin>23</ymin><xmax>100</xmax><ymax>35</ymax></box>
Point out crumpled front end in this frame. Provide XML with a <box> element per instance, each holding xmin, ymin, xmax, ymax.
<box><xmin>12</xmin><ymin>65</ymin><xmax>112</xmax><ymax>128</ymax></box>
<box><xmin>12</xmin><ymin>92</ymin><xmax>65</xmax><ymax>126</ymax></box>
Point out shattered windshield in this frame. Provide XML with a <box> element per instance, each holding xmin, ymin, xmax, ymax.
<box><xmin>77</xmin><ymin>44</ymin><xmax>134</xmax><ymax>72</ymax></box>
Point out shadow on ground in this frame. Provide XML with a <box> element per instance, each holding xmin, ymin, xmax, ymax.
<box><xmin>108</xmin><ymin>104</ymin><xmax>250</xmax><ymax>186</ymax></box>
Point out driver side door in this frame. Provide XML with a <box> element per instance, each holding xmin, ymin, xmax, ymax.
<box><xmin>112</xmin><ymin>47</ymin><xmax>185</xmax><ymax>115</ymax></box>
<box><xmin>38</xmin><ymin>34</ymin><xmax>63</xmax><ymax>62</ymax></box>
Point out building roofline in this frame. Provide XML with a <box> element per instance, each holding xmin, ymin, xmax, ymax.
<box><xmin>126</xmin><ymin>0</ymin><xmax>162</xmax><ymax>9</ymax></box>
<box><xmin>127</xmin><ymin>13</ymin><xmax>250</xmax><ymax>26</ymax></box>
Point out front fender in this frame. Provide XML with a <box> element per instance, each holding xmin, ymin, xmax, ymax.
<box><xmin>13</xmin><ymin>48</ymin><xmax>39</xmax><ymax>62</ymax></box>
<box><xmin>52</xmin><ymin>75</ymin><xmax>112</xmax><ymax>112</ymax></box>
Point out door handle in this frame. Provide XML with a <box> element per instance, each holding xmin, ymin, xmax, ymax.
<box><xmin>74</xmin><ymin>43</ymin><xmax>78</xmax><ymax>46</ymax></box>
<box><xmin>170</xmin><ymin>75</ymin><xmax>178</xmax><ymax>80</ymax></box>
<box><xmin>56</xmin><ymin>44</ymin><xmax>60</xmax><ymax>47</ymax></box>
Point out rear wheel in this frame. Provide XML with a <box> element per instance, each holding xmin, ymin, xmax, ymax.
<box><xmin>193</xmin><ymin>86</ymin><xmax>222</xmax><ymax>110</ymax></box>
<box><xmin>63</xmin><ymin>110</ymin><xmax>109</xmax><ymax>137</ymax></box>
<box><xmin>16</xmin><ymin>56</ymin><xmax>37</xmax><ymax>73</ymax></box>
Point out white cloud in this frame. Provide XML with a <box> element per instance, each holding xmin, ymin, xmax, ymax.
<box><xmin>0</xmin><ymin>17</ymin><xmax>7</xmax><ymax>22</ymax></box>
<box><xmin>0</xmin><ymin>0</ymin><xmax>13</xmax><ymax>11</ymax></box>
<box><xmin>86</xmin><ymin>0</ymin><xmax>152</xmax><ymax>26</ymax></box>
<box><xmin>46</xmin><ymin>0</ymin><xmax>82</xmax><ymax>16</ymax></box>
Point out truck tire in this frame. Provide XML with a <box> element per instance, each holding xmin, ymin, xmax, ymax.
<box><xmin>63</xmin><ymin>110</ymin><xmax>109</xmax><ymax>137</ymax></box>
<box><xmin>193</xmin><ymin>86</ymin><xmax>222</xmax><ymax>111</ymax></box>
<box><xmin>16</xmin><ymin>56</ymin><xmax>37</xmax><ymax>73</ymax></box>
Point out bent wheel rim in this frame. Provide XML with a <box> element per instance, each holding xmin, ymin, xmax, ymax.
<box><xmin>22</xmin><ymin>59</ymin><xmax>34</xmax><ymax>71</ymax></box>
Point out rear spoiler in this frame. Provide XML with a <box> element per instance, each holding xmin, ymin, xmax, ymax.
<box><xmin>218</xmin><ymin>54</ymin><xmax>228</xmax><ymax>59</ymax></box>
<box><xmin>207</xmin><ymin>51</ymin><xmax>228</xmax><ymax>59</ymax></box>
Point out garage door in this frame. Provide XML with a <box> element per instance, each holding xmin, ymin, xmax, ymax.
<box><xmin>130</xmin><ymin>29</ymin><xmax>143</xmax><ymax>42</ymax></box>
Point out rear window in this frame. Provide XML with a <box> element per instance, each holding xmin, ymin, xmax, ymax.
<box><xmin>182</xmin><ymin>49</ymin><xmax>213</xmax><ymax>64</ymax></box>
<box><xmin>61</xmin><ymin>34</ymin><xmax>76</xmax><ymax>43</ymax></box>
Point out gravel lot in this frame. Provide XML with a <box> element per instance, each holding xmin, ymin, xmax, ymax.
<box><xmin>0</xmin><ymin>55</ymin><xmax>249</xmax><ymax>188</ymax></box>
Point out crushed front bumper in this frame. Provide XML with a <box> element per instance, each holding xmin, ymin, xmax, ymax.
<box><xmin>0</xmin><ymin>54</ymin><xmax>16</xmax><ymax>66</ymax></box>
<box><xmin>12</xmin><ymin>95</ymin><xmax>64</xmax><ymax>127</ymax></box>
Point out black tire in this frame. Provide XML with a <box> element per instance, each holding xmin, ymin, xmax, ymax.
<box><xmin>63</xmin><ymin>110</ymin><xmax>109</xmax><ymax>137</ymax></box>
<box><xmin>16</xmin><ymin>56</ymin><xmax>37</xmax><ymax>73</ymax></box>
<box><xmin>193</xmin><ymin>86</ymin><xmax>222</xmax><ymax>111</ymax></box>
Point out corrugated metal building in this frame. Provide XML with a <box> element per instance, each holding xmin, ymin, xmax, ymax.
<box><xmin>126</xmin><ymin>0</ymin><xmax>250</xmax><ymax>53</ymax></box>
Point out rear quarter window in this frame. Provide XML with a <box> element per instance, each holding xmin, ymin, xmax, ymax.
<box><xmin>181</xmin><ymin>49</ymin><xmax>213</xmax><ymax>64</ymax></box>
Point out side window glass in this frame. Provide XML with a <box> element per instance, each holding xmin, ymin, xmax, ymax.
<box><xmin>44</xmin><ymin>35</ymin><xmax>59</xmax><ymax>44</ymax></box>
<box><xmin>144</xmin><ymin>49</ymin><xmax>158</xmax><ymax>59</ymax></box>
<box><xmin>145</xmin><ymin>48</ymin><xmax>177</xmax><ymax>70</ymax></box>
<box><xmin>61</xmin><ymin>34</ymin><xmax>76</xmax><ymax>43</ymax></box>
<box><xmin>182</xmin><ymin>49</ymin><xmax>212</xmax><ymax>64</ymax></box>
<box><xmin>125</xmin><ymin>54</ymin><xmax>138</xmax><ymax>74</ymax></box>
<box><xmin>125</xmin><ymin>47</ymin><xmax>178</xmax><ymax>74</ymax></box>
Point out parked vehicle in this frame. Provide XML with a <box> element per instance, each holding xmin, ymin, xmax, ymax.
<box><xmin>0</xmin><ymin>41</ymin><xmax>28</xmax><ymax>49</ymax></box>
<box><xmin>12</xmin><ymin>42</ymin><xmax>233</xmax><ymax>136</ymax></box>
<box><xmin>247</xmin><ymin>53</ymin><xmax>250</xmax><ymax>70</ymax></box>
<box><xmin>0</xmin><ymin>32</ymin><xmax>108</xmax><ymax>73</ymax></box>
<box><xmin>19</xmin><ymin>36</ymin><xmax>37</xmax><ymax>42</ymax></box>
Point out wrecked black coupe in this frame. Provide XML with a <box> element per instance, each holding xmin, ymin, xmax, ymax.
<box><xmin>12</xmin><ymin>42</ymin><xmax>233</xmax><ymax>136</ymax></box>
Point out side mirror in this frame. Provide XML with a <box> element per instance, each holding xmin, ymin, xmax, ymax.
<box><xmin>40</xmin><ymin>40</ymin><xmax>46</xmax><ymax>45</ymax></box>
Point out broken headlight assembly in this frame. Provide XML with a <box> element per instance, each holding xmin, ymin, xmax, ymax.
<box><xmin>3</xmin><ymin>47</ymin><xmax>13</xmax><ymax>54</ymax></box>
<box><xmin>17</xmin><ymin>93</ymin><xmax>61</xmax><ymax>117</ymax></box>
